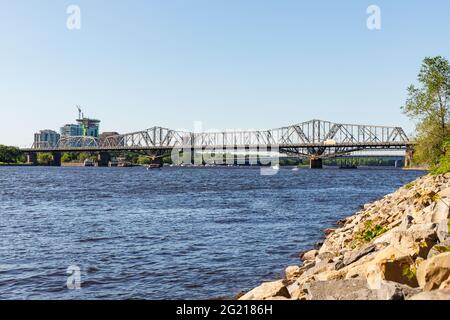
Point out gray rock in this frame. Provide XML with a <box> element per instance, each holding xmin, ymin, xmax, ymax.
<box><xmin>437</xmin><ymin>219</ymin><xmax>450</xmax><ymax>243</ymax></box>
<box><xmin>343</xmin><ymin>243</ymin><xmax>376</xmax><ymax>266</ymax></box>
<box><xmin>389</xmin><ymin>223</ymin><xmax>439</xmax><ymax>258</ymax></box>
<box><xmin>408</xmin><ymin>288</ymin><xmax>450</xmax><ymax>300</ymax></box>
<box><xmin>300</xmin><ymin>249</ymin><xmax>318</xmax><ymax>261</ymax></box>
<box><xmin>316</xmin><ymin>251</ymin><xmax>334</xmax><ymax>263</ymax></box>
<box><xmin>376</xmin><ymin>281</ymin><xmax>421</xmax><ymax>300</ymax></box>
<box><xmin>399</xmin><ymin>215</ymin><xmax>414</xmax><ymax>231</ymax></box>
<box><xmin>334</xmin><ymin>260</ymin><xmax>345</xmax><ymax>271</ymax></box>
<box><xmin>427</xmin><ymin>239</ymin><xmax>450</xmax><ymax>259</ymax></box>
<box><xmin>305</xmin><ymin>279</ymin><xmax>378</xmax><ymax>300</ymax></box>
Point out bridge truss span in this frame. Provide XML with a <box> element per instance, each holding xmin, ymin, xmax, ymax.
<box><xmin>26</xmin><ymin>120</ymin><xmax>412</xmax><ymax>159</ymax></box>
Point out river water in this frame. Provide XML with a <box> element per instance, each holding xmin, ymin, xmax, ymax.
<box><xmin>0</xmin><ymin>166</ymin><xmax>424</xmax><ymax>299</ymax></box>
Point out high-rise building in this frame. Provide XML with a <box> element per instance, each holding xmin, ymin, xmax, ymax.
<box><xmin>60</xmin><ymin>117</ymin><xmax>101</xmax><ymax>138</ymax></box>
<box><xmin>34</xmin><ymin>130</ymin><xmax>60</xmax><ymax>148</ymax></box>
<box><xmin>60</xmin><ymin>124</ymin><xmax>83</xmax><ymax>137</ymax></box>
<box><xmin>76</xmin><ymin>118</ymin><xmax>100</xmax><ymax>138</ymax></box>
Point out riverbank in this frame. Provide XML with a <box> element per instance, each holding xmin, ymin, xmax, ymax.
<box><xmin>239</xmin><ymin>173</ymin><xmax>450</xmax><ymax>300</ymax></box>
<box><xmin>0</xmin><ymin>163</ymin><xmax>32</xmax><ymax>167</ymax></box>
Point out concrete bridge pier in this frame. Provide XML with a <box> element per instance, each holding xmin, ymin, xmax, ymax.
<box><xmin>27</xmin><ymin>153</ymin><xmax>38</xmax><ymax>165</ymax></box>
<box><xmin>310</xmin><ymin>157</ymin><xmax>323</xmax><ymax>169</ymax></box>
<box><xmin>244</xmin><ymin>146</ymin><xmax>250</xmax><ymax>166</ymax></box>
<box><xmin>51</xmin><ymin>152</ymin><xmax>62</xmax><ymax>167</ymax></box>
<box><xmin>405</xmin><ymin>146</ymin><xmax>414</xmax><ymax>168</ymax></box>
<box><xmin>98</xmin><ymin>152</ymin><xmax>110</xmax><ymax>167</ymax></box>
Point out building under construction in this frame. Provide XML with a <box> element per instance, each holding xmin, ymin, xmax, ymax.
<box><xmin>60</xmin><ymin>107</ymin><xmax>100</xmax><ymax>138</ymax></box>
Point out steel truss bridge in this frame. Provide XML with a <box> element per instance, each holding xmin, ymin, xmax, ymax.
<box><xmin>22</xmin><ymin>120</ymin><xmax>413</xmax><ymax>167</ymax></box>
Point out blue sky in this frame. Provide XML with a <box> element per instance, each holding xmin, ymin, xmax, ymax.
<box><xmin>1</xmin><ymin>0</ymin><xmax>450</xmax><ymax>147</ymax></box>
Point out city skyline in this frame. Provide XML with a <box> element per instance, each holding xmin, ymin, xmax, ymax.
<box><xmin>1</xmin><ymin>1</ymin><xmax>450</xmax><ymax>147</ymax></box>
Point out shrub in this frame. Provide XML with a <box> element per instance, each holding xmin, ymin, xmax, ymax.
<box><xmin>356</xmin><ymin>221</ymin><xmax>387</xmax><ymax>243</ymax></box>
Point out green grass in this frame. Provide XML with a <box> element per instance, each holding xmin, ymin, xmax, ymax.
<box><xmin>404</xmin><ymin>182</ymin><xmax>415</xmax><ymax>190</ymax></box>
<box><xmin>431</xmin><ymin>155</ymin><xmax>450</xmax><ymax>175</ymax></box>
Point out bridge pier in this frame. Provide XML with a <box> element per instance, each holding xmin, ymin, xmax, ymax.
<box><xmin>26</xmin><ymin>153</ymin><xmax>38</xmax><ymax>165</ymax></box>
<box><xmin>98</xmin><ymin>152</ymin><xmax>110</xmax><ymax>167</ymax></box>
<box><xmin>51</xmin><ymin>152</ymin><xmax>61</xmax><ymax>167</ymax></box>
<box><xmin>310</xmin><ymin>157</ymin><xmax>323</xmax><ymax>169</ymax></box>
<box><xmin>405</xmin><ymin>146</ymin><xmax>414</xmax><ymax>168</ymax></box>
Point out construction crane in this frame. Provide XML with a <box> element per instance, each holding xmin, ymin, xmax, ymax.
<box><xmin>76</xmin><ymin>105</ymin><xmax>83</xmax><ymax>119</ymax></box>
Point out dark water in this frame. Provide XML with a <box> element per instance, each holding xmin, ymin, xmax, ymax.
<box><xmin>0</xmin><ymin>166</ymin><xmax>424</xmax><ymax>300</ymax></box>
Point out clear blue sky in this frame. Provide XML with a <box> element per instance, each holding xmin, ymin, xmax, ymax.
<box><xmin>1</xmin><ymin>0</ymin><xmax>450</xmax><ymax>147</ymax></box>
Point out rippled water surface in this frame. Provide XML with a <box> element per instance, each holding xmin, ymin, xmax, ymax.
<box><xmin>0</xmin><ymin>166</ymin><xmax>424</xmax><ymax>299</ymax></box>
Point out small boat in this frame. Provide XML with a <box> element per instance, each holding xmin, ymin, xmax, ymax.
<box><xmin>292</xmin><ymin>167</ymin><xmax>300</xmax><ymax>171</ymax></box>
<box><xmin>146</xmin><ymin>163</ymin><xmax>162</xmax><ymax>170</ymax></box>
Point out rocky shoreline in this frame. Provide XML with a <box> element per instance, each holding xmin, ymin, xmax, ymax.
<box><xmin>239</xmin><ymin>173</ymin><xmax>450</xmax><ymax>300</ymax></box>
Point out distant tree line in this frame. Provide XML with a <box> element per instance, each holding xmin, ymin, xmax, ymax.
<box><xmin>0</xmin><ymin>145</ymin><xmax>25</xmax><ymax>164</ymax></box>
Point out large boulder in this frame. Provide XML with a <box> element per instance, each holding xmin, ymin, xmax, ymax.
<box><xmin>286</xmin><ymin>281</ymin><xmax>307</xmax><ymax>300</ymax></box>
<box><xmin>408</xmin><ymin>288</ymin><xmax>450</xmax><ymax>300</ymax></box>
<box><xmin>365</xmin><ymin>245</ymin><xmax>418</xmax><ymax>288</ymax></box>
<box><xmin>301</xmin><ymin>249</ymin><xmax>318</xmax><ymax>261</ymax></box>
<box><xmin>430</xmin><ymin>198</ymin><xmax>449</xmax><ymax>223</ymax></box>
<box><xmin>388</xmin><ymin>223</ymin><xmax>439</xmax><ymax>258</ymax></box>
<box><xmin>375</xmin><ymin>281</ymin><xmax>421</xmax><ymax>300</ymax></box>
<box><xmin>416</xmin><ymin>252</ymin><xmax>450</xmax><ymax>291</ymax></box>
<box><xmin>239</xmin><ymin>280</ymin><xmax>290</xmax><ymax>300</ymax></box>
<box><xmin>285</xmin><ymin>266</ymin><xmax>303</xmax><ymax>281</ymax></box>
<box><xmin>342</xmin><ymin>243</ymin><xmax>376</xmax><ymax>266</ymax></box>
<box><xmin>437</xmin><ymin>219</ymin><xmax>450</xmax><ymax>243</ymax></box>
<box><xmin>304</xmin><ymin>279</ymin><xmax>378</xmax><ymax>300</ymax></box>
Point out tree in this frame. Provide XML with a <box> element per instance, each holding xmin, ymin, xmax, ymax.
<box><xmin>137</xmin><ymin>155</ymin><xmax>151</xmax><ymax>165</ymax></box>
<box><xmin>61</xmin><ymin>153</ymin><xmax>72</xmax><ymax>163</ymax></box>
<box><xmin>0</xmin><ymin>145</ymin><xmax>23</xmax><ymax>163</ymax></box>
<box><xmin>77</xmin><ymin>153</ymin><xmax>90</xmax><ymax>162</ymax></box>
<box><xmin>402</xmin><ymin>56</ymin><xmax>450</xmax><ymax>165</ymax></box>
<box><xmin>37</xmin><ymin>153</ymin><xmax>53</xmax><ymax>165</ymax></box>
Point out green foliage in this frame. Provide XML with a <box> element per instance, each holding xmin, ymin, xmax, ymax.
<box><xmin>37</xmin><ymin>153</ymin><xmax>53</xmax><ymax>165</ymax></box>
<box><xmin>448</xmin><ymin>219</ymin><xmax>450</xmax><ymax>234</ymax></box>
<box><xmin>434</xmin><ymin>245</ymin><xmax>450</xmax><ymax>254</ymax></box>
<box><xmin>404</xmin><ymin>182</ymin><xmax>415</xmax><ymax>190</ymax></box>
<box><xmin>431</xmin><ymin>194</ymin><xmax>441</xmax><ymax>202</ymax></box>
<box><xmin>137</xmin><ymin>156</ymin><xmax>151</xmax><ymax>165</ymax></box>
<box><xmin>356</xmin><ymin>221</ymin><xmax>387</xmax><ymax>243</ymax></box>
<box><xmin>402</xmin><ymin>56</ymin><xmax>450</xmax><ymax>167</ymax></box>
<box><xmin>162</xmin><ymin>154</ymin><xmax>173</xmax><ymax>164</ymax></box>
<box><xmin>61</xmin><ymin>153</ymin><xmax>72</xmax><ymax>163</ymax></box>
<box><xmin>430</xmin><ymin>139</ymin><xmax>450</xmax><ymax>174</ymax></box>
<box><xmin>0</xmin><ymin>145</ymin><xmax>23</xmax><ymax>163</ymax></box>
<box><xmin>77</xmin><ymin>153</ymin><xmax>91</xmax><ymax>162</ymax></box>
<box><xmin>402</xmin><ymin>264</ymin><xmax>417</xmax><ymax>280</ymax></box>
